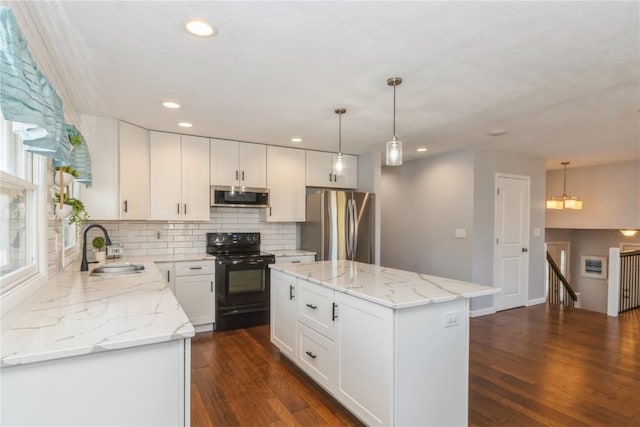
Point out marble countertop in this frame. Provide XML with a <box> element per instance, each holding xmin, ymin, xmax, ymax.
<box><xmin>1</xmin><ymin>259</ymin><xmax>195</xmax><ymax>368</ymax></box>
<box><xmin>270</xmin><ymin>260</ymin><xmax>500</xmax><ymax>309</ymax></box>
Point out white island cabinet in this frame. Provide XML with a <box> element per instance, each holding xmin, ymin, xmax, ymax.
<box><xmin>269</xmin><ymin>260</ymin><xmax>499</xmax><ymax>427</ymax></box>
<box><xmin>0</xmin><ymin>261</ymin><xmax>194</xmax><ymax>426</ymax></box>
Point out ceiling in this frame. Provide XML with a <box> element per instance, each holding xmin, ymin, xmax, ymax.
<box><xmin>14</xmin><ymin>1</ymin><xmax>640</xmax><ymax>169</ymax></box>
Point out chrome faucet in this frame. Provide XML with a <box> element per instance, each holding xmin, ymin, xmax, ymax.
<box><xmin>81</xmin><ymin>224</ymin><xmax>112</xmax><ymax>271</ymax></box>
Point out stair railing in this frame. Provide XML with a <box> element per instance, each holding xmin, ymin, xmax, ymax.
<box><xmin>618</xmin><ymin>249</ymin><xmax>640</xmax><ymax>313</ymax></box>
<box><xmin>546</xmin><ymin>251</ymin><xmax>578</xmax><ymax>307</ymax></box>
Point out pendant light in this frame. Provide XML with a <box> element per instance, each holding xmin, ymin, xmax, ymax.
<box><xmin>546</xmin><ymin>162</ymin><xmax>583</xmax><ymax>210</ymax></box>
<box><xmin>386</xmin><ymin>76</ymin><xmax>403</xmax><ymax>166</ymax></box>
<box><xmin>333</xmin><ymin>108</ymin><xmax>347</xmax><ymax>176</ymax></box>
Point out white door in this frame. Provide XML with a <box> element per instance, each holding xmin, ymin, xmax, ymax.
<box><xmin>119</xmin><ymin>121</ymin><xmax>149</xmax><ymax>220</ymax></box>
<box><xmin>174</xmin><ymin>275</ymin><xmax>215</xmax><ymax>326</ymax></box>
<box><xmin>239</xmin><ymin>142</ymin><xmax>267</xmax><ymax>188</ymax></box>
<box><xmin>210</xmin><ymin>139</ymin><xmax>240</xmax><ymax>186</ymax></box>
<box><xmin>149</xmin><ymin>132</ymin><xmax>182</xmax><ymax>220</ymax></box>
<box><xmin>305</xmin><ymin>151</ymin><xmax>335</xmax><ymax>187</ymax></box>
<box><xmin>494</xmin><ymin>174</ymin><xmax>530</xmax><ymax>310</ymax></box>
<box><xmin>266</xmin><ymin>146</ymin><xmax>306</xmax><ymax>222</ymax></box>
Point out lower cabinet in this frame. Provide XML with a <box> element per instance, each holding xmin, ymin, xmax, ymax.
<box><xmin>270</xmin><ymin>271</ymin><xmax>470</xmax><ymax>427</ymax></box>
<box><xmin>159</xmin><ymin>260</ymin><xmax>215</xmax><ymax>327</ymax></box>
<box><xmin>1</xmin><ymin>339</ymin><xmax>191</xmax><ymax>426</ymax></box>
<box><xmin>270</xmin><ymin>270</ymin><xmax>297</xmax><ymax>360</ymax></box>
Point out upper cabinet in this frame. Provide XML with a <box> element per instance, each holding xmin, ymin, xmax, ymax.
<box><xmin>266</xmin><ymin>146</ymin><xmax>306</xmax><ymax>222</ymax></box>
<box><xmin>79</xmin><ymin>116</ymin><xmax>149</xmax><ymax>220</ymax></box>
<box><xmin>210</xmin><ymin>139</ymin><xmax>267</xmax><ymax>188</ymax></box>
<box><xmin>119</xmin><ymin>122</ymin><xmax>149</xmax><ymax>220</ymax></box>
<box><xmin>305</xmin><ymin>151</ymin><xmax>358</xmax><ymax>189</ymax></box>
<box><xmin>149</xmin><ymin>132</ymin><xmax>210</xmax><ymax>221</ymax></box>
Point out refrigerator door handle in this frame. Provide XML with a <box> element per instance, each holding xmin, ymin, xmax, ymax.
<box><xmin>345</xmin><ymin>199</ymin><xmax>352</xmax><ymax>259</ymax></box>
<box><xmin>351</xmin><ymin>198</ymin><xmax>359</xmax><ymax>258</ymax></box>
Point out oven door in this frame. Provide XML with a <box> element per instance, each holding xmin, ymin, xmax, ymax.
<box><xmin>216</xmin><ymin>259</ymin><xmax>270</xmax><ymax>307</ymax></box>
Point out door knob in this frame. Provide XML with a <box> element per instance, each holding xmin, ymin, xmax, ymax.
<box><xmin>522</xmin><ymin>248</ymin><xmax>528</xmax><ymax>252</ymax></box>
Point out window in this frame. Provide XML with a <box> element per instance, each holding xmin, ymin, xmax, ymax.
<box><xmin>0</xmin><ymin>115</ymin><xmax>40</xmax><ymax>293</ymax></box>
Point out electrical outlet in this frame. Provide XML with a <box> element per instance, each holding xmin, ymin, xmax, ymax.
<box><xmin>454</xmin><ymin>228</ymin><xmax>466</xmax><ymax>238</ymax></box>
<box><xmin>444</xmin><ymin>311</ymin><xmax>459</xmax><ymax>328</ymax></box>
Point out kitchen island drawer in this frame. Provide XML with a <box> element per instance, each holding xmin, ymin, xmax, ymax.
<box><xmin>296</xmin><ymin>278</ymin><xmax>335</xmax><ymax>340</ymax></box>
<box><xmin>297</xmin><ymin>323</ymin><xmax>334</xmax><ymax>392</ymax></box>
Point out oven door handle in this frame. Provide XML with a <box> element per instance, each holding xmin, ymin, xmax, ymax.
<box><xmin>219</xmin><ymin>259</ymin><xmax>267</xmax><ymax>265</ymax></box>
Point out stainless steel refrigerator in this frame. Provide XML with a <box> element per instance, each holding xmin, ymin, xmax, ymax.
<box><xmin>300</xmin><ymin>190</ymin><xmax>375</xmax><ymax>263</ymax></box>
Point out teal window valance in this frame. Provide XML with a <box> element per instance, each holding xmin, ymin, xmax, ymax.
<box><xmin>0</xmin><ymin>6</ymin><xmax>70</xmax><ymax>163</ymax></box>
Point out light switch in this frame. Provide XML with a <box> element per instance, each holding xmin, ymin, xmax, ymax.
<box><xmin>533</xmin><ymin>228</ymin><xmax>541</xmax><ymax>237</ymax></box>
<box><xmin>455</xmin><ymin>228</ymin><xmax>466</xmax><ymax>238</ymax></box>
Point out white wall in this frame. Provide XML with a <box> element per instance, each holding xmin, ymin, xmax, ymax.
<box><xmin>472</xmin><ymin>149</ymin><xmax>546</xmax><ymax>311</ymax></box>
<box><xmin>546</xmin><ymin>160</ymin><xmax>640</xmax><ymax>229</ymax></box>
<box><xmin>381</xmin><ymin>149</ymin><xmax>475</xmax><ymax>281</ymax></box>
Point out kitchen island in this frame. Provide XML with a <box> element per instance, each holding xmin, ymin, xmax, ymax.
<box><xmin>0</xmin><ymin>259</ymin><xmax>196</xmax><ymax>426</ymax></box>
<box><xmin>270</xmin><ymin>260</ymin><xmax>500</xmax><ymax>427</ymax></box>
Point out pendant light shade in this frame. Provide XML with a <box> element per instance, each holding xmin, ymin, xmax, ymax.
<box><xmin>546</xmin><ymin>162</ymin><xmax>583</xmax><ymax>210</ymax></box>
<box><xmin>333</xmin><ymin>108</ymin><xmax>346</xmax><ymax>176</ymax></box>
<box><xmin>385</xmin><ymin>77</ymin><xmax>403</xmax><ymax>166</ymax></box>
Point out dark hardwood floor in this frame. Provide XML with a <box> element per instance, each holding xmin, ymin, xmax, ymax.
<box><xmin>191</xmin><ymin>305</ymin><xmax>640</xmax><ymax>426</ymax></box>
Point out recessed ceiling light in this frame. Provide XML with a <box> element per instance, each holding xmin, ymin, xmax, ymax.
<box><xmin>184</xmin><ymin>19</ymin><xmax>217</xmax><ymax>37</ymax></box>
<box><xmin>488</xmin><ymin>129</ymin><xmax>507</xmax><ymax>136</ymax></box>
<box><xmin>291</xmin><ymin>137</ymin><xmax>303</xmax><ymax>143</ymax></box>
<box><xmin>416</xmin><ymin>147</ymin><xmax>428</xmax><ymax>152</ymax></box>
<box><xmin>178</xmin><ymin>122</ymin><xmax>193</xmax><ymax>128</ymax></box>
<box><xmin>162</xmin><ymin>101</ymin><xmax>181</xmax><ymax>109</ymax></box>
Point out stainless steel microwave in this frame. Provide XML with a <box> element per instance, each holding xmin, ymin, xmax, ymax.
<box><xmin>210</xmin><ymin>186</ymin><xmax>270</xmax><ymax>208</ymax></box>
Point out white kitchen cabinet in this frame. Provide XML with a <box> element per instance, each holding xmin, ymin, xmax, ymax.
<box><xmin>79</xmin><ymin>116</ymin><xmax>150</xmax><ymax>220</ymax></box>
<box><xmin>149</xmin><ymin>132</ymin><xmax>210</xmax><ymax>221</ymax></box>
<box><xmin>333</xmin><ymin>291</ymin><xmax>393</xmax><ymax>426</ymax></box>
<box><xmin>297</xmin><ymin>322</ymin><xmax>334</xmax><ymax>391</ymax></box>
<box><xmin>174</xmin><ymin>260</ymin><xmax>215</xmax><ymax>327</ymax></box>
<box><xmin>274</xmin><ymin>254</ymin><xmax>316</xmax><ymax>264</ymax></box>
<box><xmin>119</xmin><ymin>121</ymin><xmax>149</xmax><ymax>220</ymax></box>
<box><xmin>78</xmin><ymin>115</ymin><xmax>119</xmax><ymax>219</ymax></box>
<box><xmin>305</xmin><ymin>150</ymin><xmax>358</xmax><ymax>189</ymax></box>
<box><xmin>296</xmin><ymin>279</ymin><xmax>335</xmax><ymax>340</ymax></box>
<box><xmin>210</xmin><ymin>139</ymin><xmax>267</xmax><ymax>188</ymax></box>
<box><xmin>270</xmin><ymin>270</ymin><xmax>297</xmax><ymax>361</ymax></box>
<box><xmin>156</xmin><ymin>261</ymin><xmax>175</xmax><ymax>294</ymax></box>
<box><xmin>1</xmin><ymin>339</ymin><xmax>190</xmax><ymax>426</ymax></box>
<box><xmin>266</xmin><ymin>146</ymin><xmax>306</xmax><ymax>222</ymax></box>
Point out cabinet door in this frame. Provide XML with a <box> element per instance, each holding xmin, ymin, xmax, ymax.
<box><xmin>296</xmin><ymin>279</ymin><xmax>335</xmax><ymax>340</ymax></box>
<box><xmin>270</xmin><ymin>270</ymin><xmax>297</xmax><ymax>361</ymax></box>
<box><xmin>149</xmin><ymin>132</ymin><xmax>182</xmax><ymax>220</ymax></box>
<box><xmin>334</xmin><ymin>292</ymin><xmax>393</xmax><ymax>426</ymax></box>
<box><xmin>334</xmin><ymin>154</ymin><xmax>358</xmax><ymax>189</ymax></box>
<box><xmin>239</xmin><ymin>142</ymin><xmax>267</xmax><ymax>188</ymax></box>
<box><xmin>119</xmin><ymin>122</ymin><xmax>149</xmax><ymax>220</ymax></box>
<box><xmin>155</xmin><ymin>262</ymin><xmax>175</xmax><ymax>294</ymax></box>
<box><xmin>78</xmin><ymin>115</ymin><xmax>119</xmax><ymax>220</ymax></box>
<box><xmin>174</xmin><ymin>275</ymin><xmax>215</xmax><ymax>326</ymax></box>
<box><xmin>210</xmin><ymin>139</ymin><xmax>240</xmax><ymax>186</ymax></box>
<box><xmin>305</xmin><ymin>151</ymin><xmax>335</xmax><ymax>187</ymax></box>
<box><xmin>297</xmin><ymin>323</ymin><xmax>334</xmax><ymax>392</ymax></box>
<box><xmin>181</xmin><ymin>135</ymin><xmax>210</xmax><ymax>221</ymax></box>
<box><xmin>266</xmin><ymin>146</ymin><xmax>305</xmax><ymax>222</ymax></box>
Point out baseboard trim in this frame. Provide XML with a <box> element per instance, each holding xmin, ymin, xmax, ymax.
<box><xmin>469</xmin><ymin>307</ymin><xmax>496</xmax><ymax>318</ymax></box>
<box><xmin>194</xmin><ymin>323</ymin><xmax>214</xmax><ymax>333</ymax></box>
<box><xmin>526</xmin><ymin>297</ymin><xmax>546</xmax><ymax>306</ymax></box>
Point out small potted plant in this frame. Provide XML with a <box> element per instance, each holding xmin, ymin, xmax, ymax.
<box><xmin>92</xmin><ymin>236</ymin><xmax>106</xmax><ymax>264</ymax></box>
<box><xmin>54</xmin><ymin>165</ymin><xmax>79</xmax><ymax>187</ymax></box>
<box><xmin>54</xmin><ymin>193</ymin><xmax>89</xmax><ymax>226</ymax></box>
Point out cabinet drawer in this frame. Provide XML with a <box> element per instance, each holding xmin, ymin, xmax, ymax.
<box><xmin>174</xmin><ymin>260</ymin><xmax>215</xmax><ymax>277</ymax></box>
<box><xmin>297</xmin><ymin>279</ymin><xmax>335</xmax><ymax>340</ymax></box>
<box><xmin>297</xmin><ymin>323</ymin><xmax>334</xmax><ymax>392</ymax></box>
<box><xmin>275</xmin><ymin>255</ymin><xmax>316</xmax><ymax>264</ymax></box>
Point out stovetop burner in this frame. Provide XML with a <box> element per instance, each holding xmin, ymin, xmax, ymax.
<box><xmin>206</xmin><ymin>232</ymin><xmax>273</xmax><ymax>259</ymax></box>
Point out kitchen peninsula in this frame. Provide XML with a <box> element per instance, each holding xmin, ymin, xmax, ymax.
<box><xmin>270</xmin><ymin>260</ymin><xmax>500</xmax><ymax>426</ymax></box>
<box><xmin>0</xmin><ymin>259</ymin><xmax>195</xmax><ymax>426</ymax></box>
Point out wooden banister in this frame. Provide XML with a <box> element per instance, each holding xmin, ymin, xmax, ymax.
<box><xmin>546</xmin><ymin>251</ymin><xmax>578</xmax><ymax>302</ymax></box>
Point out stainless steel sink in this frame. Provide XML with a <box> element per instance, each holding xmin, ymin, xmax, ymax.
<box><xmin>90</xmin><ymin>263</ymin><xmax>146</xmax><ymax>276</ymax></box>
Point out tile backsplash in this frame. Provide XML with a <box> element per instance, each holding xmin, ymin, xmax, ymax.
<box><xmin>83</xmin><ymin>208</ymin><xmax>298</xmax><ymax>257</ymax></box>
